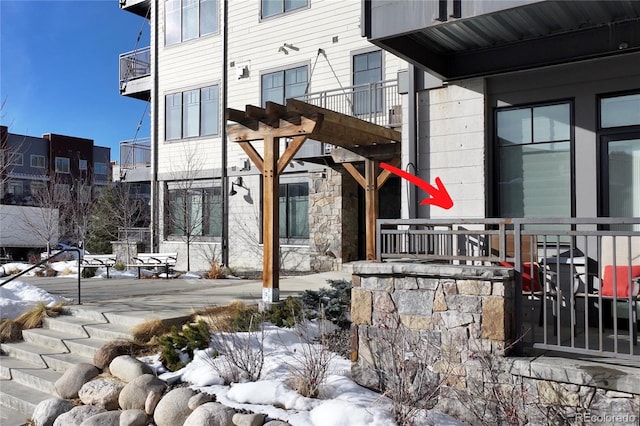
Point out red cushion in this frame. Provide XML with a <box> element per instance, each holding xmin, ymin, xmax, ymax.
<box><xmin>500</xmin><ymin>262</ymin><xmax>542</xmax><ymax>292</ymax></box>
<box><xmin>602</xmin><ymin>265</ymin><xmax>640</xmax><ymax>298</ymax></box>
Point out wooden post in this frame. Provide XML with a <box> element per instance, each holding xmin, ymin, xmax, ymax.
<box><xmin>263</xmin><ymin>135</ymin><xmax>280</xmax><ymax>303</ymax></box>
<box><xmin>365</xmin><ymin>159</ymin><xmax>378</xmax><ymax>260</ymax></box>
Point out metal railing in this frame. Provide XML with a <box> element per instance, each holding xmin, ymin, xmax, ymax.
<box><xmin>119</xmin><ymin>46</ymin><xmax>151</xmax><ymax>90</ymax></box>
<box><xmin>296</xmin><ymin>79</ymin><xmax>401</xmax><ymax>128</ymax></box>
<box><xmin>0</xmin><ymin>248</ymin><xmax>82</xmax><ymax>304</ymax></box>
<box><xmin>377</xmin><ymin>217</ymin><xmax>640</xmax><ymax>360</ymax></box>
<box><xmin>120</xmin><ymin>138</ymin><xmax>151</xmax><ymax>170</ymax></box>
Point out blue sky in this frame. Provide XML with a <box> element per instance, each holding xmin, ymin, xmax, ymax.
<box><xmin>0</xmin><ymin>0</ymin><xmax>150</xmax><ymax>162</ymax></box>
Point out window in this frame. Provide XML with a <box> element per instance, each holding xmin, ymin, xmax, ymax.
<box><xmin>165</xmin><ymin>0</ymin><xmax>218</xmax><ymax>46</ymax></box>
<box><xmin>261</xmin><ymin>66</ymin><xmax>308</xmax><ymax>106</ymax></box>
<box><xmin>94</xmin><ymin>162</ymin><xmax>108</xmax><ymax>175</ymax></box>
<box><xmin>168</xmin><ymin>186</ymin><xmax>222</xmax><ymax>237</ymax></box>
<box><xmin>8</xmin><ymin>152</ymin><xmax>23</xmax><ymax>166</ymax></box>
<box><xmin>30</xmin><ymin>181</ymin><xmax>46</xmax><ymax>196</ymax></box>
<box><xmin>279</xmin><ymin>182</ymin><xmax>308</xmax><ymax>239</ymax></box>
<box><xmin>31</xmin><ymin>155</ymin><xmax>45</xmax><ymax>168</ymax></box>
<box><xmin>79</xmin><ymin>159</ymin><xmax>88</xmax><ymax>170</ymax></box>
<box><xmin>55</xmin><ymin>157</ymin><xmax>70</xmax><ymax>173</ymax></box>
<box><xmin>352</xmin><ymin>50</ymin><xmax>383</xmax><ymax>115</ymax></box>
<box><xmin>599</xmin><ymin>92</ymin><xmax>640</xmax><ymax>229</ymax></box>
<box><xmin>8</xmin><ymin>180</ymin><xmax>23</xmax><ymax>197</ymax></box>
<box><xmin>496</xmin><ymin>102</ymin><xmax>572</xmax><ymax>218</ymax></box>
<box><xmin>166</xmin><ymin>86</ymin><xmax>219</xmax><ymax>140</ymax></box>
<box><xmin>261</xmin><ymin>0</ymin><xmax>307</xmax><ymax>18</ymax></box>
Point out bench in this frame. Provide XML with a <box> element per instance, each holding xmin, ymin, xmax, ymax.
<box><xmin>81</xmin><ymin>254</ymin><xmax>117</xmax><ymax>278</ymax></box>
<box><xmin>127</xmin><ymin>253</ymin><xmax>178</xmax><ymax>279</ymax></box>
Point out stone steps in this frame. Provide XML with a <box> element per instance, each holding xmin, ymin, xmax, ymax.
<box><xmin>0</xmin><ymin>307</ymin><xmax>150</xmax><ymax>424</ymax></box>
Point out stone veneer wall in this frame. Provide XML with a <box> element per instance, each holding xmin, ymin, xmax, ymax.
<box><xmin>308</xmin><ymin>169</ymin><xmax>359</xmax><ymax>272</ymax></box>
<box><xmin>350</xmin><ymin>261</ymin><xmax>640</xmax><ymax>425</ymax></box>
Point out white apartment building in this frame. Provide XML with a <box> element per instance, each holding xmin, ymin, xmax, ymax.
<box><xmin>119</xmin><ymin>0</ymin><xmax>407</xmax><ymax>272</ymax></box>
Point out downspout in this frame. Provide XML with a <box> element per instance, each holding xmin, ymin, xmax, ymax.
<box><xmin>152</xmin><ymin>0</ymin><xmax>160</xmax><ymax>251</ymax></box>
<box><xmin>221</xmin><ymin>0</ymin><xmax>229</xmax><ymax>265</ymax></box>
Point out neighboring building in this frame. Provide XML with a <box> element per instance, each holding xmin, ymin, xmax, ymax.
<box><xmin>363</xmin><ymin>0</ymin><xmax>640</xmax><ymax>224</ymax></box>
<box><xmin>119</xmin><ymin>0</ymin><xmax>407</xmax><ymax>272</ymax></box>
<box><xmin>0</xmin><ymin>126</ymin><xmax>111</xmax><ymax>258</ymax></box>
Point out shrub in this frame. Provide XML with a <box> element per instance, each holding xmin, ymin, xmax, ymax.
<box><xmin>266</xmin><ymin>296</ymin><xmax>303</xmax><ymax>328</ymax></box>
<box><xmin>0</xmin><ymin>319</ymin><xmax>23</xmax><ymax>343</ymax></box>
<box><xmin>158</xmin><ymin>321</ymin><xmax>210</xmax><ymax>371</ymax></box>
<box><xmin>131</xmin><ymin>318</ymin><xmax>174</xmax><ymax>343</ymax></box>
<box><xmin>301</xmin><ymin>279</ymin><xmax>352</xmax><ymax>328</ymax></box>
<box><xmin>81</xmin><ymin>267</ymin><xmax>96</xmax><ymax>278</ymax></box>
<box><xmin>114</xmin><ymin>261</ymin><xmax>126</xmax><ymax>271</ymax></box>
<box><xmin>0</xmin><ymin>302</ymin><xmax>67</xmax><ymax>343</ymax></box>
<box><xmin>205</xmin><ymin>260</ymin><xmax>227</xmax><ymax>279</ymax></box>
<box><xmin>35</xmin><ymin>266</ymin><xmax>57</xmax><ymax>277</ymax></box>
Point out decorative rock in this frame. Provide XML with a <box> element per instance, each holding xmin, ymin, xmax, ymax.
<box><xmin>145</xmin><ymin>389</ymin><xmax>163</xmax><ymax>415</ymax></box>
<box><xmin>119</xmin><ymin>374</ymin><xmax>166</xmax><ymax>410</ymax></box>
<box><xmin>94</xmin><ymin>342</ymin><xmax>130</xmax><ymax>370</ymax></box>
<box><xmin>232</xmin><ymin>412</ymin><xmax>266</xmax><ymax>426</ymax></box>
<box><xmin>183</xmin><ymin>402</ymin><xmax>235</xmax><ymax>426</ymax></box>
<box><xmin>53</xmin><ymin>405</ymin><xmax>106</xmax><ymax>426</ymax></box>
<box><xmin>188</xmin><ymin>392</ymin><xmax>216</xmax><ymax>410</ymax></box>
<box><xmin>153</xmin><ymin>387</ymin><xmax>196</xmax><ymax>426</ymax></box>
<box><xmin>109</xmin><ymin>355</ymin><xmax>153</xmax><ymax>383</ymax></box>
<box><xmin>55</xmin><ymin>363</ymin><xmax>101</xmax><ymax>399</ymax></box>
<box><xmin>78</xmin><ymin>378</ymin><xmax>124</xmax><ymax>410</ymax></box>
<box><xmin>120</xmin><ymin>409</ymin><xmax>149</xmax><ymax>426</ymax></box>
<box><xmin>31</xmin><ymin>397</ymin><xmax>74</xmax><ymax>426</ymax></box>
<box><xmin>79</xmin><ymin>410</ymin><xmax>120</xmax><ymax>426</ymax></box>
<box><xmin>350</xmin><ymin>288</ymin><xmax>372</xmax><ymax>325</ymax></box>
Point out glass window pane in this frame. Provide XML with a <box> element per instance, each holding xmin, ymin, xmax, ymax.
<box><xmin>182</xmin><ymin>0</ymin><xmax>198</xmax><ymax>41</ymax></box>
<box><xmin>200</xmin><ymin>0</ymin><xmax>217</xmax><ymax>35</ymax></box>
<box><xmin>166</xmin><ymin>93</ymin><xmax>182</xmax><ymax>140</ymax></box>
<box><xmin>262</xmin><ymin>0</ymin><xmax>281</xmax><ymax>18</ymax></box>
<box><xmin>608</xmin><ymin>139</ymin><xmax>640</xmax><ymax>219</ymax></box>
<box><xmin>262</xmin><ymin>71</ymin><xmax>284</xmax><ymax>105</ymax></box>
<box><xmin>201</xmin><ymin>86</ymin><xmax>219</xmax><ymax>136</ymax></box>
<box><xmin>533</xmin><ymin>104</ymin><xmax>570</xmax><ymax>142</ymax></box>
<box><xmin>284</xmin><ymin>67</ymin><xmax>307</xmax><ymax>100</ymax></box>
<box><xmin>601</xmin><ymin>94</ymin><xmax>640</xmax><ymax>128</ymax></box>
<box><xmin>285</xmin><ymin>0</ymin><xmax>306</xmax><ymax>12</ymax></box>
<box><xmin>288</xmin><ymin>183</ymin><xmax>308</xmax><ymax>237</ymax></box>
<box><xmin>279</xmin><ymin>185</ymin><xmax>287</xmax><ymax>238</ymax></box>
<box><xmin>183</xmin><ymin>90</ymin><xmax>200</xmax><ymax>138</ymax></box>
<box><xmin>497</xmin><ymin>108</ymin><xmax>532</xmax><ymax>145</ymax></box>
<box><xmin>165</xmin><ymin>0</ymin><xmax>181</xmax><ymax>45</ymax></box>
<box><xmin>190</xmin><ymin>191</ymin><xmax>203</xmax><ymax>236</ymax></box>
<box><xmin>499</xmin><ymin>142</ymin><xmax>571</xmax><ymax>218</ymax></box>
<box><xmin>354</xmin><ymin>55</ymin><xmax>368</xmax><ymax>73</ymax></box>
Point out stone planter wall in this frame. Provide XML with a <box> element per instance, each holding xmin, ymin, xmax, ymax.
<box><xmin>350</xmin><ymin>261</ymin><xmax>640</xmax><ymax>425</ymax></box>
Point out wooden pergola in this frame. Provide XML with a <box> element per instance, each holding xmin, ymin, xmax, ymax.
<box><xmin>226</xmin><ymin>98</ymin><xmax>401</xmax><ymax>303</ymax></box>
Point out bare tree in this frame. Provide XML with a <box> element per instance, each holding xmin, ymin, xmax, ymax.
<box><xmin>22</xmin><ymin>173</ymin><xmax>66</xmax><ymax>256</ymax></box>
<box><xmin>166</xmin><ymin>147</ymin><xmax>206</xmax><ymax>271</ymax></box>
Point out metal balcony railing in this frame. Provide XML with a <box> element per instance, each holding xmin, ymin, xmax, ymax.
<box><xmin>120</xmin><ymin>138</ymin><xmax>151</xmax><ymax>170</ymax></box>
<box><xmin>119</xmin><ymin>47</ymin><xmax>151</xmax><ymax>91</ymax></box>
<box><xmin>377</xmin><ymin>217</ymin><xmax>640</xmax><ymax>361</ymax></box>
<box><xmin>296</xmin><ymin>79</ymin><xmax>401</xmax><ymax>128</ymax></box>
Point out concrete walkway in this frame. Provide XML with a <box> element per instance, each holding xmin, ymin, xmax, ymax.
<box><xmin>9</xmin><ymin>270</ymin><xmax>353</xmax><ymax>321</ymax></box>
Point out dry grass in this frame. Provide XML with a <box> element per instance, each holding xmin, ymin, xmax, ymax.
<box><xmin>0</xmin><ymin>302</ymin><xmax>66</xmax><ymax>343</ymax></box>
<box><xmin>205</xmin><ymin>260</ymin><xmax>227</xmax><ymax>279</ymax></box>
<box><xmin>0</xmin><ymin>319</ymin><xmax>23</xmax><ymax>342</ymax></box>
<box><xmin>193</xmin><ymin>301</ymin><xmax>258</xmax><ymax>332</ymax></box>
<box><xmin>130</xmin><ymin>318</ymin><xmax>174</xmax><ymax>343</ymax></box>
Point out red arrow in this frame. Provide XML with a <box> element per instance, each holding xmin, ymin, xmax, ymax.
<box><xmin>380</xmin><ymin>162</ymin><xmax>454</xmax><ymax>210</ymax></box>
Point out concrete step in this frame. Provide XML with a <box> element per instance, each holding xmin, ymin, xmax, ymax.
<box><xmin>0</xmin><ymin>356</ymin><xmax>61</xmax><ymax>394</ymax></box>
<box><xmin>0</xmin><ymin>403</ymin><xmax>28</xmax><ymax>426</ymax></box>
<box><xmin>41</xmin><ymin>352</ymin><xmax>93</xmax><ymax>373</ymax></box>
<box><xmin>1</xmin><ymin>342</ymin><xmax>51</xmax><ymax>366</ymax></box>
<box><xmin>63</xmin><ymin>337</ymin><xmax>109</xmax><ymax>359</ymax></box>
<box><xmin>21</xmin><ymin>327</ymin><xmax>86</xmax><ymax>353</ymax></box>
<box><xmin>0</xmin><ymin>379</ymin><xmax>51</xmax><ymax>419</ymax></box>
<box><xmin>43</xmin><ymin>316</ymin><xmax>132</xmax><ymax>342</ymax></box>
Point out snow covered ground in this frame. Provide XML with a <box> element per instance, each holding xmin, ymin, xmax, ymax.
<box><xmin>0</xmin><ymin>263</ymin><xmax>465</xmax><ymax>426</ymax></box>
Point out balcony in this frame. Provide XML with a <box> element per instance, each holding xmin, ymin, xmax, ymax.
<box><xmin>119</xmin><ymin>0</ymin><xmax>150</xmax><ymax>18</ymax></box>
<box><xmin>293</xmin><ymin>79</ymin><xmax>401</xmax><ymax>159</ymax></box>
<box><xmin>376</xmin><ymin>217</ymin><xmax>640</xmax><ymax>361</ymax></box>
<box><xmin>119</xmin><ymin>137</ymin><xmax>150</xmax><ymax>182</ymax></box>
<box><xmin>119</xmin><ymin>47</ymin><xmax>150</xmax><ymax>100</ymax></box>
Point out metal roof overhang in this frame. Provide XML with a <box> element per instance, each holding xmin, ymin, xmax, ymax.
<box><xmin>367</xmin><ymin>0</ymin><xmax>640</xmax><ymax>81</ymax></box>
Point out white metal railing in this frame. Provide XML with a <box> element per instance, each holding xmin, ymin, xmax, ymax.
<box><xmin>377</xmin><ymin>217</ymin><xmax>640</xmax><ymax>361</ymax></box>
<box><xmin>296</xmin><ymin>79</ymin><xmax>401</xmax><ymax>128</ymax></box>
<box><xmin>119</xmin><ymin>47</ymin><xmax>150</xmax><ymax>91</ymax></box>
<box><xmin>120</xmin><ymin>138</ymin><xmax>151</xmax><ymax>170</ymax></box>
